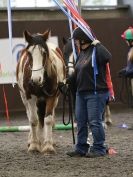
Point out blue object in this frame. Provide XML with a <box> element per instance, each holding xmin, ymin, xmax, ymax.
<box><xmin>118</xmin><ymin>123</ymin><xmax>128</xmax><ymax>129</ymax></box>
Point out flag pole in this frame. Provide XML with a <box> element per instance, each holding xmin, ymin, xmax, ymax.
<box><xmin>7</xmin><ymin>0</ymin><xmax>15</xmax><ymax>87</ymax></box>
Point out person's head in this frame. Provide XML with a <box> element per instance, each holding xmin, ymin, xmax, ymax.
<box><xmin>121</xmin><ymin>27</ymin><xmax>133</xmax><ymax>47</ymax></box>
<box><xmin>72</xmin><ymin>27</ymin><xmax>92</xmax><ymax>50</ymax></box>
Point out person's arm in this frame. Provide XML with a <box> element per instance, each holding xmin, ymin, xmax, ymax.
<box><xmin>92</xmin><ymin>41</ymin><xmax>112</xmax><ymax>63</ymax></box>
<box><xmin>58</xmin><ymin>70</ymin><xmax>77</xmax><ymax>95</ymax></box>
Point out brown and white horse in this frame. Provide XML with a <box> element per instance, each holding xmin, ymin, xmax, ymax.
<box><xmin>16</xmin><ymin>30</ymin><xmax>66</xmax><ymax>154</ymax></box>
<box><xmin>62</xmin><ymin>37</ymin><xmax>112</xmax><ymax>128</ymax></box>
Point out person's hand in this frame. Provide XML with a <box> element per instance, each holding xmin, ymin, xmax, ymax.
<box><xmin>91</xmin><ymin>40</ymin><xmax>100</xmax><ymax>46</ymax></box>
<box><xmin>66</xmin><ymin>77</ymin><xmax>71</xmax><ymax>85</ymax></box>
<box><xmin>109</xmin><ymin>96</ymin><xmax>115</xmax><ymax>102</ymax></box>
<box><xmin>118</xmin><ymin>68</ymin><xmax>126</xmax><ymax>77</ymax></box>
<box><xmin>58</xmin><ymin>82</ymin><xmax>69</xmax><ymax>95</ymax></box>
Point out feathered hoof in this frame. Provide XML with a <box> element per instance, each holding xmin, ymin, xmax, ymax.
<box><xmin>28</xmin><ymin>142</ymin><xmax>41</xmax><ymax>153</ymax></box>
<box><xmin>42</xmin><ymin>144</ymin><xmax>56</xmax><ymax>155</ymax></box>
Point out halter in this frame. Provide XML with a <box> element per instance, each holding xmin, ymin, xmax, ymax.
<box><xmin>31</xmin><ymin>66</ymin><xmax>44</xmax><ymax>72</ymax></box>
<box><xmin>67</xmin><ymin>61</ymin><xmax>74</xmax><ymax>68</ymax></box>
<box><xmin>66</xmin><ymin>52</ymin><xmax>75</xmax><ymax>71</ymax></box>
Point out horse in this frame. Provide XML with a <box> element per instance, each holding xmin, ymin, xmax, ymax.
<box><xmin>16</xmin><ymin>30</ymin><xmax>66</xmax><ymax>154</ymax></box>
<box><xmin>62</xmin><ymin>37</ymin><xmax>112</xmax><ymax>128</ymax></box>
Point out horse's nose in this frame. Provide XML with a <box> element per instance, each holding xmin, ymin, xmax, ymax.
<box><xmin>38</xmin><ymin>77</ymin><xmax>41</xmax><ymax>83</ymax></box>
<box><xmin>31</xmin><ymin>76</ymin><xmax>42</xmax><ymax>85</ymax></box>
<box><xmin>28</xmin><ymin>79</ymin><xmax>34</xmax><ymax>86</ymax></box>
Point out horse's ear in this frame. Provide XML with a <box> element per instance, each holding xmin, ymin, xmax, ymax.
<box><xmin>62</xmin><ymin>37</ymin><xmax>67</xmax><ymax>45</ymax></box>
<box><xmin>42</xmin><ymin>29</ymin><xmax>51</xmax><ymax>41</ymax></box>
<box><xmin>23</xmin><ymin>30</ymin><xmax>33</xmax><ymax>44</ymax></box>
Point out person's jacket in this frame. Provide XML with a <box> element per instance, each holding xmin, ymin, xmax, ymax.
<box><xmin>69</xmin><ymin>43</ymin><xmax>112</xmax><ymax>93</ymax></box>
<box><xmin>118</xmin><ymin>47</ymin><xmax>133</xmax><ymax>78</ymax></box>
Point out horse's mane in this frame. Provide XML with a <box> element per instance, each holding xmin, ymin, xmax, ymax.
<box><xmin>32</xmin><ymin>34</ymin><xmax>49</xmax><ymax>57</ymax></box>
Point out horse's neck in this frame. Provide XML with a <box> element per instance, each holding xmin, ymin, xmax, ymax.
<box><xmin>67</xmin><ymin>53</ymin><xmax>75</xmax><ymax>76</ymax></box>
<box><xmin>46</xmin><ymin>47</ymin><xmax>60</xmax><ymax>78</ymax></box>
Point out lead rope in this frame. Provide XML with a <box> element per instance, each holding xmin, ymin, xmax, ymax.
<box><xmin>62</xmin><ymin>87</ymin><xmax>75</xmax><ymax>144</ymax></box>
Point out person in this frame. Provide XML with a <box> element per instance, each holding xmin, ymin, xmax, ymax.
<box><xmin>118</xmin><ymin>27</ymin><xmax>133</xmax><ymax>78</ymax></box>
<box><xmin>118</xmin><ymin>27</ymin><xmax>133</xmax><ymax>107</ymax></box>
<box><xmin>66</xmin><ymin>27</ymin><xmax>112</xmax><ymax>158</ymax></box>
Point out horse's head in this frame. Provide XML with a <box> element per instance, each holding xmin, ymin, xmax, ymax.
<box><xmin>62</xmin><ymin>37</ymin><xmax>75</xmax><ymax>76</ymax></box>
<box><xmin>62</xmin><ymin>37</ymin><xmax>73</xmax><ymax>64</ymax></box>
<box><xmin>24</xmin><ymin>29</ymin><xmax>51</xmax><ymax>86</ymax></box>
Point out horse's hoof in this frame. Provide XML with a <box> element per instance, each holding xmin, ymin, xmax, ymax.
<box><xmin>28</xmin><ymin>142</ymin><xmax>41</xmax><ymax>153</ymax></box>
<box><xmin>42</xmin><ymin>144</ymin><xmax>56</xmax><ymax>155</ymax></box>
<box><xmin>52</xmin><ymin>141</ymin><xmax>56</xmax><ymax>147</ymax></box>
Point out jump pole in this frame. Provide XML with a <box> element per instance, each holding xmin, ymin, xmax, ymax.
<box><xmin>0</xmin><ymin>123</ymin><xmax>77</xmax><ymax>132</ymax></box>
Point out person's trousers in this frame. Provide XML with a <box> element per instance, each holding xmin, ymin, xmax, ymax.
<box><xmin>75</xmin><ymin>91</ymin><xmax>109</xmax><ymax>155</ymax></box>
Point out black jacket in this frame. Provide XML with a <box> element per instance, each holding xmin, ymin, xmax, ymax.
<box><xmin>69</xmin><ymin>43</ymin><xmax>112</xmax><ymax>93</ymax></box>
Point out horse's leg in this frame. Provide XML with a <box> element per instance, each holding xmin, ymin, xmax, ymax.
<box><xmin>131</xmin><ymin>79</ymin><xmax>133</xmax><ymax>95</ymax></box>
<box><xmin>104</xmin><ymin>104</ymin><xmax>112</xmax><ymax>126</ymax></box>
<box><xmin>19</xmin><ymin>92</ymin><xmax>33</xmax><ymax>147</ymax></box>
<box><xmin>42</xmin><ymin>96</ymin><xmax>58</xmax><ymax>155</ymax></box>
<box><xmin>130</xmin><ymin>79</ymin><xmax>133</xmax><ymax>106</ymax></box>
<box><xmin>101</xmin><ymin>108</ymin><xmax>107</xmax><ymax>129</ymax></box>
<box><xmin>35</xmin><ymin>98</ymin><xmax>46</xmax><ymax>149</ymax></box>
<box><xmin>26</xmin><ymin>96</ymin><xmax>41</xmax><ymax>152</ymax></box>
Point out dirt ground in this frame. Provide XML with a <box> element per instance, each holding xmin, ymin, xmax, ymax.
<box><xmin>0</xmin><ymin>103</ymin><xmax>133</xmax><ymax>177</ymax></box>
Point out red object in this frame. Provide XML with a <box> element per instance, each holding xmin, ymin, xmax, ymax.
<box><xmin>108</xmin><ymin>147</ymin><xmax>117</xmax><ymax>155</ymax></box>
<box><xmin>121</xmin><ymin>26</ymin><xmax>133</xmax><ymax>39</ymax></box>
<box><xmin>106</xmin><ymin>63</ymin><xmax>115</xmax><ymax>98</ymax></box>
<box><xmin>63</xmin><ymin>0</ymin><xmax>94</xmax><ymax>36</ymax></box>
<box><xmin>2</xmin><ymin>85</ymin><xmax>10</xmax><ymax>125</ymax></box>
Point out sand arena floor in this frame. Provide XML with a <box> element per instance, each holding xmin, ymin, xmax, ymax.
<box><xmin>0</xmin><ymin>104</ymin><xmax>133</xmax><ymax>177</ymax></box>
